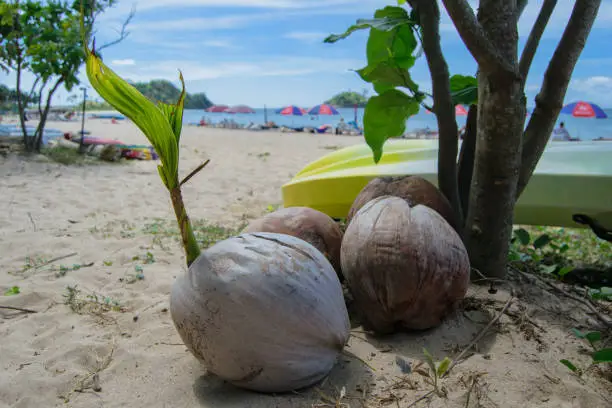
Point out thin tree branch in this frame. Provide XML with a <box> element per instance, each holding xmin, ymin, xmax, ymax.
<box><xmin>517</xmin><ymin>0</ymin><xmax>529</xmax><ymax>19</ymax></box>
<box><xmin>519</xmin><ymin>0</ymin><xmax>558</xmax><ymax>81</ymax></box>
<box><xmin>96</xmin><ymin>7</ymin><xmax>135</xmax><ymax>53</ymax></box>
<box><xmin>440</xmin><ymin>0</ymin><xmax>518</xmax><ymax>76</ymax></box>
<box><xmin>517</xmin><ymin>0</ymin><xmax>601</xmax><ymax>198</ymax></box>
<box><xmin>27</xmin><ymin>76</ymin><xmax>40</xmax><ymax>103</ymax></box>
<box><xmin>0</xmin><ymin>305</ymin><xmax>38</xmax><ymax>314</ymax></box>
<box><xmin>457</xmin><ymin>104</ymin><xmax>478</xmax><ymax>224</ymax></box>
<box><xmin>408</xmin><ymin>0</ymin><xmax>463</xmax><ymax>228</ymax></box>
<box><xmin>35</xmin><ymin>77</ymin><xmax>64</xmax><ymax>151</ymax></box>
<box><xmin>180</xmin><ymin>159</ymin><xmax>210</xmax><ymax>187</ymax></box>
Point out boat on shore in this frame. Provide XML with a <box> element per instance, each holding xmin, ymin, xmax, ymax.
<box><xmin>282</xmin><ymin>139</ymin><xmax>612</xmax><ymax>229</ymax></box>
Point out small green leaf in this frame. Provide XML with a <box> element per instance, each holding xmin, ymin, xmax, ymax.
<box><xmin>539</xmin><ymin>264</ymin><xmax>557</xmax><ymax>274</ymax></box>
<box><xmin>514</xmin><ymin>228</ymin><xmax>531</xmax><ymax>245</ymax></box>
<box><xmin>585</xmin><ymin>331</ymin><xmax>601</xmax><ymax>346</ymax></box>
<box><xmin>559</xmin><ymin>359</ymin><xmax>579</xmax><ymax>373</ymax></box>
<box><xmin>422</xmin><ymin>348</ymin><xmax>436</xmax><ymax>376</ymax></box>
<box><xmin>557</xmin><ymin>266</ymin><xmax>574</xmax><ymax>277</ymax></box>
<box><xmin>4</xmin><ymin>286</ymin><xmax>20</xmax><ymax>296</ymax></box>
<box><xmin>363</xmin><ymin>89</ymin><xmax>419</xmax><ymax>163</ymax></box>
<box><xmin>436</xmin><ymin>357</ymin><xmax>452</xmax><ymax>377</ymax></box>
<box><xmin>571</xmin><ymin>328</ymin><xmax>586</xmax><ymax>339</ymax></box>
<box><xmin>533</xmin><ymin>234</ymin><xmax>552</xmax><ymax>249</ymax></box>
<box><xmin>591</xmin><ymin>348</ymin><xmax>612</xmax><ymax>364</ymax></box>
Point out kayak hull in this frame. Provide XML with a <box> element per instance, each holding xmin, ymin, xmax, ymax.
<box><xmin>281</xmin><ymin>139</ymin><xmax>612</xmax><ymax>229</ymax></box>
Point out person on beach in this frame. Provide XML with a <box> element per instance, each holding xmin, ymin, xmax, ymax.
<box><xmin>550</xmin><ymin>121</ymin><xmax>580</xmax><ymax>142</ymax></box>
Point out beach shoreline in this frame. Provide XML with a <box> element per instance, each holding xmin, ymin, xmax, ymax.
<box><xmin>1</xmin><ymin>119</ymin><xmax>610</xmax><ymax>407</ymax></box>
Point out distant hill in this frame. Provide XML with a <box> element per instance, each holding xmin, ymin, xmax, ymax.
<box><xmin>326</xmin><ymin>91</ymin><xmax>368</xmax><ymax>107</ymax></box>
<box><xmin>130</xmin><ymin>79</ymin><xmax>213</xmax><ymax>109</ymax></box>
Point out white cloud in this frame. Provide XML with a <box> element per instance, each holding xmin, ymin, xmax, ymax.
<box><xmin>111</xmin><ymin>59</ymin><xmax>136</xmax><ymax>66</ymax></box>
<box><xmin>283</xmin><ymin>31</ymin><xmax>328</xmax><ymax>43</ymax></box>
<box><xmin>568</xmin><ymin>76</ymin><xmax>612</xmax><ymax>104</ymax></box>
<box><xmin>125</xmin><ymin>0</ymin><xmax>384</xmax><ymax>11</ymax></box>
<box><xmin>109</xmin><ymin>56</ymin><xmax>363</xmax><ymax>82</ymax></box>
<box><xmin>201</xmin><ymin>40</ymin><xmax>237</xmax><ymax>49</ymax></box>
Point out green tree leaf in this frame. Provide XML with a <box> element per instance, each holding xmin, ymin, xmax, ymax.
<box><xmin>514</xmin><ymin>228</ymin><xmax>531</xmax><ymax>245</ymax></box>
<box><xmin>571</xmin><ymin>328</ymin><xmax>586</xmax><ymax>339</ymax></box>
<box><xmin>585</xmin><ymin>331</ymin><xmax>601</xmax><ymax>347</ymax></box>
<box><xmin>324</xmin><ymin>6</ymin><xmax>414</xmax><ymax>43</ymax></box>
<box><xmin>356</xmin><ymin>60</ymin><xmax>419</xmax><ymax>94</ymax></box>
<box><xmin>363</xmin><ymin>89</ymin><xmax>419</xmax><ymax>163</ymax></box>
<box><xmin>449</xmin><ymin>74</ymin><xmax>478</xmax><ymax>106</ymax></box>
<box><xmin>591</xmin><ymin>348</ymin><xmax>612</xmax><ymax>364</ymax></box>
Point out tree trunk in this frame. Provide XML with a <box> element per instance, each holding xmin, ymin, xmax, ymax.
<box><xmin>462</xmin><ymin>2</ymin><xmax>525</xmax><ymax>278</ymax></box>
<box><xmin>457</xmin><ymin>104</ymin><xmax>477</xmax><ymax>221</ymax></box>
<box><xmin>33</xmin><ymin>78</ymin><xmax>63</xmax><ymax>152</ymax></box>
<box><xmin>15</xmin><ymin>59</ymin><xmax>30</xmax><ymax>151</ymax></box>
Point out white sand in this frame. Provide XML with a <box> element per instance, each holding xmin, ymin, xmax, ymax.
<box><xmin>1</xmin><ymin>118</ymin><xmax>610</xmax><ymax>407</ymax></box>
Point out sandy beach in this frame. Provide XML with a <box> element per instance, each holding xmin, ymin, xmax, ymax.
<box><xmin>1</xmin><ymin>118</ymin><xmax>610</xmax><ymax>408</ymax></box>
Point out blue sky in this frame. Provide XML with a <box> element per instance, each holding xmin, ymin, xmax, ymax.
<box><xmin>3</xmin><ymin>0</ymin><xmax>612</xmax><ymax>108</ymax></box>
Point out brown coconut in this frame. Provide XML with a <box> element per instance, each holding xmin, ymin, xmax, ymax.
<box><xmin>340</xmin><ymin>195</ymin><xmax>470</xmax><ymax>333</ymax></box>
<box><xmin>243</xmin><ymin>206</ymin><xmax>344</xmax><ymax>281</ymax></box>
<box><xmin>347</xmin><ymin>175</ymin><xmax>457</xmax><ymax>231</ymax></box>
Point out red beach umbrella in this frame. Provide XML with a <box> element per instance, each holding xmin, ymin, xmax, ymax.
<box><xmin>225</xmin><ymin>105</ymin><xmax>256</xmax><ymax>114</ymax></box>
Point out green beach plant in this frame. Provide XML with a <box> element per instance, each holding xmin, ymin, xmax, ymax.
<box><xmin>326</xmin><ymin>0</ymin><xmax>602</xmax><ymax>279</ymax></box>
<box><xmin>83</xmin><ymin>30</ymin><xmax>351</xmax><ymax>395</ymax></box>
<box><xmin>84</xmin><ymin>43</ymin><xmax>201</xmax><ymax>266</ymax></box>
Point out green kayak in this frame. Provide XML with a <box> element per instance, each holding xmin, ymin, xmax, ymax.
<box><xmin>282</xmin><ymin>139</ymin><xmax>612</xmax><ymax>229</ymax></box>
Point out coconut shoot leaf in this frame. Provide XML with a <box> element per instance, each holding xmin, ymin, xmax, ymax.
<box><xmin>85</xmin><ymin>44</ymin><xmax>180</xmax><ymax>190</ymax></box>
<box><xmin>364</xmin><ymin>89</ymin><xmax>419</xmax><ymax>163</ymax></box>
<box><xmin>591</xmin><ymin>348</ymin><xmax>612</xmax><ymax>364</ymax></box>
<box><xmin>157</xmin><ymin>71</ymin><xmax>186</xmax><ymax>144</ymax></box>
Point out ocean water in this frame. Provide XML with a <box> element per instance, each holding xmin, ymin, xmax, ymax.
<box><xmin>182</xmin><ymin>107</ymin><xmax>612</xmax><ymax>140</ymax></box>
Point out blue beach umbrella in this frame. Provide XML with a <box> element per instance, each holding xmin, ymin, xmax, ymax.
<box><xmin>308</xmin><ymin>104</ymin><xmax>340</xmax><ymax>116</ymax></box>
<box><xmin>561</xmin><ymin>101</ymin><xmax>607</xmax><ymax>119</ymax></box>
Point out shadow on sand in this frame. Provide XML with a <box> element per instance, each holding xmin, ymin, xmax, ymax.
<box><xmin>192</xmin><ymin>350</ymin><xmax>374</xmax><ymax>408</ymax></box>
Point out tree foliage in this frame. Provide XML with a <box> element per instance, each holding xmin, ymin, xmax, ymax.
<box><xmin>131</xmin><ymin>79</ymin><xmax>213</xmax><ymax>109</ymax></box>
<box><xmin>0</xmin><ymin>84</ymin><xmax>38</xmax><ymax>111</ymax></box>
<box><xmin>325</xmin><ymin>91</ymin><xmax>368</xmax><ymax>107</ymax></box>
<box><xmin>327</xmin><ymin>0</ymin><xmax>601</xmax><ymax>278</ymax></box>
<box><xmin>0</xmin><ymin>0</ymin><xmax>131</xmax><ymax>151</ymax></box>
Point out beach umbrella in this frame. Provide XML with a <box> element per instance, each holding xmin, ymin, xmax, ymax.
<box><xmin>225</xmin><ymin>105</ymin><xmax>256</xmax><ymax>114</ymax></box>
<box><xmin>561</xmin><ymin>101</ymin><xmax>607</xmax><ymax>119</ymax></box>
<box><xmin>278</xmin><ymin>105</ymin><xmax>306</xmax><ymax>116</ymax></box>
<box><xmin>423</xmin><ymin>105</ymin><xmax>468</xmax><ymax>115</ymax></box>
<box><xmin>308</xmin><ymin>104</ymin><xmax>339</xmax><ymax>115</ymax></box>
<box><xmin>206</xmin><ymin>105</ymin><xmax>229</xmax><ymax>113</ymax></box>
<box><xmin>455</xmin><ymin>105</ymin><xmax>468</xmax><ymax>116</ymax></box>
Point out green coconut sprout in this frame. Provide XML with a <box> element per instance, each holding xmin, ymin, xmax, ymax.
<box><xmin>85</xmin><ymin>42</ymin><xmax>204</xmax><ymax>266</ymax></box>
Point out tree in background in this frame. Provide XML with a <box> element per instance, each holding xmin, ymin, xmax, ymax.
<box><xmin>326</xmin><ymin>91</ymin><xmax>369</xmax><ymax>107</ymax></box>
<box><xmin>0</xmin><ymin>84</ymin><xmax>38</xmax><ymax>111</ymax></box>
<box><xmin>0</xmin><ymin>0</ymin><xmax>133</xmax><ymax>152</ymax></box>
<box><xmin>131</xmin><ymin>79</ymin><xmax>213</xmax><ymax>109</ymax></box>
<box><xmin>326</xmin><ymin>0</ymin><xmax>601</xmax><ymax>278</ymax></box>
